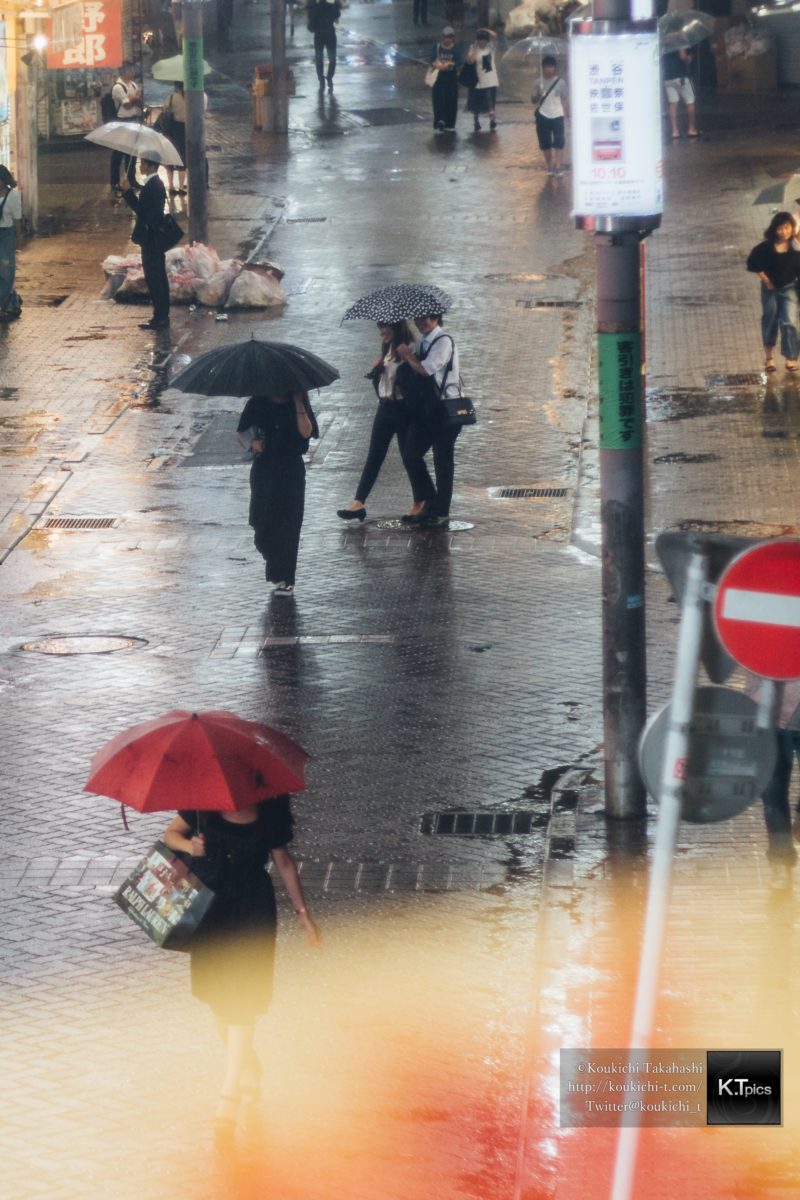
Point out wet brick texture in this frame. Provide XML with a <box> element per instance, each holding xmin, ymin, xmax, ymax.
<box><xmin>2</xmin><ymin>5</ymin><xmax>800</xmax><ymax>1198</ymax></box>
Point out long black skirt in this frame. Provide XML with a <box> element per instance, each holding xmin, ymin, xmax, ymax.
<box><xmin>249</xmin><ymin>454</ymin><xmax>306</xmax><ymax>586</ymax></box>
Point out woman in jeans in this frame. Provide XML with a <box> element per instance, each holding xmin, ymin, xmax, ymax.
<box><xmin>746</xmin><ymin>211</ymin><xmax>800</xmax><ymax>373</ymax></box>
<box><xmin>337</xmin><ymin>321</ymin><xmax>428</xmax><ymax>522</ymax></box>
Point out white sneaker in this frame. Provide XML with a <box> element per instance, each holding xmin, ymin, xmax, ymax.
<box><xmin>273</xmin><ymin>582</ymin><xmax>295</xmax><ymax>596</ymax></box>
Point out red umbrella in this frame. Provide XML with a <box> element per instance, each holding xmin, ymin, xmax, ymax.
<box><xmin>84</xmin><ymin>709</ymin><xmax>309</xmax><ymax>815</ymax></box>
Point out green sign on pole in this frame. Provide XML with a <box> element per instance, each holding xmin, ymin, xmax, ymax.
<box><xmin>598</xmin><ymin>331</ymin><xmax>643</xmax><ymax>450</ymax></box>
<box><xmin>183</xmin><ymin>38</ymin><xmax>204</xmax><ymax>92</ymax></box>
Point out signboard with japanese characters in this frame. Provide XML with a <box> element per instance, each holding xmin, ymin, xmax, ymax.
<box><xmin>570</xmin><ymin>32</ymin><xmax>663</xmax><ymax>218</ymax></box>
<box><xmin>47</xmin><ymin>0</ymin><xmax>123</xmax><ymax>71</ymax></box>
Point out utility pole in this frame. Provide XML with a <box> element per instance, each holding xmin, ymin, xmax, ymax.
<box><xmin>182</xmin><ymin>0</ymin><xmax>208</xmax><ymax>244</ymax></box>
<box><xmin>571</xmin><ymin>0</ymin><xmax>661</xmax><ymax>818</ymax></box>
<box><xmin>270</xmin><ymin>0</ymin><xmax>289</xmax><ymax>134</ymax></box>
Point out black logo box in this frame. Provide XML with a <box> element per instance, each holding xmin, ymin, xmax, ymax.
<box><xmin>706</xmin><ymin>1051</ymin><xmax>781</xmax><ymax>1126</ymax></box>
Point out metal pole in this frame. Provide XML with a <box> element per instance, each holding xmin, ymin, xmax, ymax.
<box><xmin>597</xmin><ymin>230</ymin><xmax>647</xmax><ymax>819</ymax></box>
<box><xmin>182</xmin><ymin>1</ymin><xmax>207</xmax><ymax>245</ymax></box>
<box><xmin>589</xmin><ymin>0</ymin><xmax>650</xmax><ymax>820</ymax></box>
<box><xmin>609</xmin><ymin>546</ymin><xmax>708</xmax><ymax>1200</ymax></box>
<box><xmin>270</xmin><ymin>0</ymin><xmax>289</xmax><ymax>134</ymax></box>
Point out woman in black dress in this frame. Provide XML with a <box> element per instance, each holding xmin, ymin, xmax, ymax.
<box><xmin>162</xmin><ymin>796</ymin><xmax>319</xmax><ymax>1143</ymax></box>
<box><xmin>236</xmin><ymin>392</ymin><xmax>319</xmax><ymax>596</ymax></box>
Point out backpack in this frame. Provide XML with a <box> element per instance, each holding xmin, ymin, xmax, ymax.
<box><xmin>100</xmin><ymin>90</ymin><xmax>118</xmax><ymax>123</ymax></box>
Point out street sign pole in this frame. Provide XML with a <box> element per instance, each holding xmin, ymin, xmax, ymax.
<box><xmin>573</xmin><ymin>0</ymin><xmax>662</xmax><ymax>818</ymax></box>
<box><xmin>183</xmin><ymin>0</ymin><xmax>208</xmax><ymax>245</ymax></box>
<box><xmin>270</xmin><ymin>0</ymin><xmax>289</xmax><ymax>134</ymax></box>
<box><xmin>610</xmin><ymin>547</ymin><xmax>708</xmax><ymax>1200</ymax></box>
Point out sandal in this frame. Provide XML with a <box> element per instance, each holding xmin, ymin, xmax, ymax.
<box><xmin>765</xmin><ymin>358</ymin><xmax>777</xmax><ymax>373</ymax></box>
<box><xmin>787</xmin><ymin>361</ymin><xmax>799</xmax><ymax>372</ymax></box>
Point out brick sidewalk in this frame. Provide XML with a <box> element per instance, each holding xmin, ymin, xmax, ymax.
<box><xmin>3</xmin><ymin>5</ymin><xmax>800</xmax><ymax>1196</ymax></box>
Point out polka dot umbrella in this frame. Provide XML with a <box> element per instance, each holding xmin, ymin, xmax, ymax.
<box><xmin>343</xmin><ymin>283</ymin><xmax>453</xmax><ymax>323</ymax></box>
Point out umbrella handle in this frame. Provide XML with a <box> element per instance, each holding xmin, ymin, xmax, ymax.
<box><xmin>120</xmin><ymin>803</ymin><xmax>130</xmax><ymax>832</ymax></box>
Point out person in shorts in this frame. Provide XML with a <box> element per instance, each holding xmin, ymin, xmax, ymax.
<box><xmin>531</xmin><ymin>55</ymin><xmax>568</xmax><ymax>176</ymax></box>
<box><xmin>663</xmin><ymin>47</ymin><xmax>698</xmax><ymax>140</ymax></box>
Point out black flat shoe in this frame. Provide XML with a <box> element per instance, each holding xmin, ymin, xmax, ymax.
<box><xmin>337</xmin><ymin>507</ymin><xmax>366</xmax><ymax>521</ymax></box>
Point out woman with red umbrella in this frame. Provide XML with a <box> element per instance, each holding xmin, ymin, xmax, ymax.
<box><xmin>85</xmin><ymin>709</ymin><xmax>321</xmax><ymax>1147</ymax></box>
<box><xmin>162</xmin><ymin>797</ymin><xmax>319</xmax><ymax>1143</ymax></box>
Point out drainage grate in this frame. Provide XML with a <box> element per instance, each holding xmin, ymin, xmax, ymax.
<box><xmin>286</xmin><ymin>217</ymin><xmax>328</xmax><ymax>224</ymax></box>
<box><xmin>497</xmin><ymin>487</ymin><xmax>568</xmax><ymax>500</ymax></box>
<box><xmin>516</xmin><ymin>299</ymin><xmax>582</xmax><ymax>310</ymax></box>
<box><xmin>0</xmin><ymin>387</ymin><xmax>18</xmax><ymax>399</ymax></box>
<box><xmin>421</xmin><ymin>810</ymin><xmax>547</xmax><ymax>836</ymax></box>
<box><xmin>705</xmin><ymin>372</ymin><xmax>763</xmax><ymax>387</ymax></box>
<box><xmin>44</xmin><ymin>517</ymin><xmax>117</xmax><ymax>530</ymax></box>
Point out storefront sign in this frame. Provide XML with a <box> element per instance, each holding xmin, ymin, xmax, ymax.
<box><xmin>570</xmin><ymin>32</ymin><xmax>663</xmax><ymax>218</ymax></box>
<box><xmin>47</xmin><ymin>0</ymin><xmax>123</xmax><ymax>71</ymax></box>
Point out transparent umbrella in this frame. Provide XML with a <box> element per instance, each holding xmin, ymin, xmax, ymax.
<box><xmin>85</xmin><ymin>121</ymin><xmax>183</xmax><ymax>166</ymax></box>
<box><xmin>151</xmin><ymin>54</ymin><xmax>213</xmax><ymax>82</ymax></box>
<box><xmin>658</xmin><ymin>11</ymin><xmax>716</xmax><ymax>54</ymax></box>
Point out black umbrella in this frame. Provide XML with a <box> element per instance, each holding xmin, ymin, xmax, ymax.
<box><xmin>169</xmin><ymin>338</ymin><xmax>340</xmax><ymax>396</ymax></box>
<box><xmin>343</xmin><ymin>283</ymin><xmax>453</xmax><ymax>323</ymax></box>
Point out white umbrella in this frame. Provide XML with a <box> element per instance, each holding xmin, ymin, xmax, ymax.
<box><xmin>151</xmin><ymin>54</ymin><xmax>213</xmax><ymax>81</ymax></box>
<box><xmin>85</xmin><ymin>121</ymin><xmax>183</xmax><ymax>166</ymax></box>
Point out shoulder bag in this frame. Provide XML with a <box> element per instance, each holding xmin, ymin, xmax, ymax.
<box><xmin>153</xmin><ymin>212</ymin><xmax>184</xmax><ymax>252</ymax></box>
<box><xmin>425</xmin><ymin>66</ymin><xmax>440</xmax><ymax>88</ymax></box>
<box><xmin>534</xmin><ymin>76</ymin><xmax>560</xmax><ymax>116</ymax></box>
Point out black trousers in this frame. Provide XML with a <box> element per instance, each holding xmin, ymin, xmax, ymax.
<box><xmin>314</xmin><ymin>31</ymin><xmax>337</xmax><ymax>81</ymax></box>
<box><xmin>110</xmin><ymin>148</ymin><xmax>138</xmax><ymax>188</ymax></box>
<box><xmin>432</xmin><ymin>72</ymin><xmax>458</xmax><ymax>129</ymax></box>
<box><xmin>250</xmin><ymin>455</ymin><xmax>306</xmax><ymax>585</ymax></box>
<box><xmin>401</xmin><ymin>419</ymin><xmax>461</xmax><ymax>517</ymax></box>
<box><xmin>141</xmin><ymin>242</ymin><xmax>170</xmax><ymax>323</ymax></box>
<box><xmin>355</xmin><ymin>401</ymin><xmax>422</xmax><ymax>504</ymax></box>
<box><xmin>413</xmin><ymin>0</ymin><xmax>428</xmax><ymax>22</ymax></box>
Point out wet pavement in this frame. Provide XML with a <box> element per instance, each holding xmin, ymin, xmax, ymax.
<box><xmin>3</xmin><ymin>3</ymin><xmax>800</xmax><ymax>1197</ymax></box>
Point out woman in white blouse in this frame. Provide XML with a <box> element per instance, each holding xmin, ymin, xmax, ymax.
<box><xmin>0</xmin><ymin>165</ymin><xmax>22</xmax><ymax>318</ymax></box>
<box><xmin>466</xmin><ymin>28</ymin><xmax>499</xmax><ymax>133</ymax></box>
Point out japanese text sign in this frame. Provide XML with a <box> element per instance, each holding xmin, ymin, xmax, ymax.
<box><xmin>570</xmin><ymin>32</ymin><xmax>663</xmax><ymax>218</ymax></box>
<box><xmin>47</xmin><ymin>0</ymin><xmax>123</xmax><ymax>71</ymax></box>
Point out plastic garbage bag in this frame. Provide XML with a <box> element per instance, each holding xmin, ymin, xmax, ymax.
<box><xmin>226</xmin><ymin>265</ymin><xmax>288</xmax><ymax>309</ymax></box>
<box><xmin>195</xmin><ymin>260</ymin><xmax>243</xmax><ymax>307</ymax></box>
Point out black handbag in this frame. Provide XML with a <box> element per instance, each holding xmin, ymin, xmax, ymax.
<box><xmin>154</xmin><ymin>108</ymin><xmax>176</xmax><ymax>137</ymax></box>
<box><xmin>155</xmin><ymin>213</ymin><xmax>184</xmax><ymax>251</ymax></box>
<box><xmin>441</xmin><ymin>392</ymin><xmax>477</xmax><ymax>427</ymax></box>
<box><xmin>458</xmin><ymin>60</ymin><xmax>478</xmax><ymax>88</ymax></box>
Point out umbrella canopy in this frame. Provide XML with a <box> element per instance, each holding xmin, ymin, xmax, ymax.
<box><xmin>502</xmin><ymin>36</ymin><xmax>565</xmax><ymax>65</ymax></box>
<box><xmin>343</xmin><ymin>283</ymin><xmax>453</xmax><ymax>323</ymax></box>
<box><xmin>168</xmin><ymin>338</ymin><xmax>340</xmax><ymax>397</ymax></box>
<box><xmin>85</xmin><ymin>121</ymin><xmax>183</xmax><ymax>166</ymax></box>
<box><xmin>659</xmin><ymin>11</ymin><xmax>715</xmax><ymax>54</ymax></box>
<box><xmin>85</xmin><ymin>709</ymin><xmax>310</xmax><ymax>813</ymax></box>
<box><xmin>152</xmin><ymin>54</ymin><xmax>213</xmax><ymax>81</ymax></box>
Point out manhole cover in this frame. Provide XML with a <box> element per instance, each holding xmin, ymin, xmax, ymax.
<box><xmin>44</xmin><ymin>517</ymin><xmax>117</xmax><ymax>530</ymax></box>
<box><xmin>371</xmin><ymin>519</ymin><xmax>474</xmax><ymax>531</ymax></box>
<box><xmin>652</xmin><ymin>453</ymin><xmax>719</xmax><ymax>465</ymax></box>
<box><xmin>22</xmin><ymin>635</ymin><xmax>148</xmax><ymax>656</ymax></box>
<box><xmin>27</xmin><ymin>295</ymin><xmax>68</xmax><ymax>307</ymax></box>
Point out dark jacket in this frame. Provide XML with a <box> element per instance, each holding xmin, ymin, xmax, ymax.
<box><xmin>308</xmin><ymin>0</ymin><xmax>341</xmax><ymax>35</ymax></box>
<box><xmin>123</xmin><ymin>173</ymin><xmax>168</xmax><ymax>247</ymax></box>
<box><xmin>747</xmin><ymin>240</ymin><xmax>800</xmax><ymax>291</ymax></box>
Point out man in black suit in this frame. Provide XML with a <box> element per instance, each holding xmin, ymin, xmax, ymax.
<box><xmin>123</xmin><ymin>160</ymin><xmax>170</xmax><ymax>330</ymax></box>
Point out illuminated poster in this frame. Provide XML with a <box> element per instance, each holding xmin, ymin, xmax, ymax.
<box><xmin>47</xmin><ymin>0</ymin><xmax>123</xmax><ymax>71</ymax></box>
<box><xmin>570</xmin><ymin>32</ymin><xmax>663</xmax><ymax>218</ymax></box>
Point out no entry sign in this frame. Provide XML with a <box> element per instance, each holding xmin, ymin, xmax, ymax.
<box><xmin>714</xmin><ymin>539</ymin><xmax>800</xmax><ymax>679</ymax></box>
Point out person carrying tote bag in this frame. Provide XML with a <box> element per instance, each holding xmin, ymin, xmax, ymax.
<box><xmin>429</xmin><ymin>27</ymin><xmax>461</xmax><ymax>133</ymax></box>
<box><xmin>465</xmin><ymin>28</ymin><xmax>499</xmax><ymax>132</ymax></box>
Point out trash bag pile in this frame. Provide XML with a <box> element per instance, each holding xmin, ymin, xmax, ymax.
<box><xmin>723</xmin><ymin>25</ymin><xmax>772</xmax><ymax>60</ymax></box>
<box><xmin>101</xmin><ymin>245</ymin><xmax>288</xmax><ymax>309</ymax></box>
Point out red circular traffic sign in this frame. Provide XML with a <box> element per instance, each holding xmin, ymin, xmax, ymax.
<box><xmin>714</xmin><ymin>539</ymin><xmax>800</xmax><ymax>680</ymax></box>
